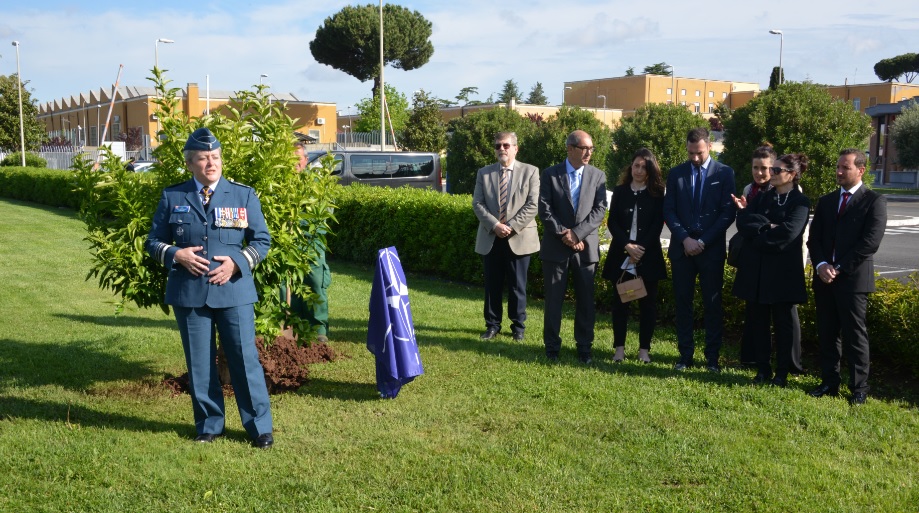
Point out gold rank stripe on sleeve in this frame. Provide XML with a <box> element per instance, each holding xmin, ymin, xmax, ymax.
<box><xmin>151</xmin><ymin>242</ymin><xmax>174</xmax><ymax>266</ymax></box>
<box><xmin>214</xmin><ymin>207</ymin><xmax>249</xmax><ymax>228</ymax></box>
<box><xmin>242</xmin><ymin>246</ymin><xmax>261</xmax><ymax>271</ymax></box>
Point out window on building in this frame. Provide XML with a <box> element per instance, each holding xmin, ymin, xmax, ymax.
<box><xmin>681</xmin><ymin>89</ymin><xmax>686</xmax><ymax>96</ymax></box>
<box><xmin>694</xmin><ymin>102</ymin><xmax>700</xmax><ymax>113</ymax></box>
<box><xmin>680</xmin><ymin>101</ymin><xmax>686</xmax><ymax>106</ymax></box>
<box><xmin>708</xmin><ymin>103</ymin><xmax>714</xmax><ymax>113</ymax></box>
<box><xmin>112</xmin><ymin>120</ymin><xmax>121</xmax><ymax>138</ymax></box>
<box><xmin>869</xmin><ymin>97</ymin><xmax>877</xmax><ymax>107</ymax></box>
<box><xmin>853</xmin><ymin>98</ymin><xmax>861</xmax><ymax>111</ymax></box>
<box><xmin>695</xmin><ymin>90</ymin><xmax>701</xmax><ymax>96</ymax></box>
<box><xmin>666</xmin><ymin>100</ymin><xmax>673</xmax><ymax>105</ymax></box>
<box><xmin>90</xmin><ymin>126</ymin><xmax>98</xmax><ymax>146</ymax></box>
<box><xmin>308</xmin><ymin>129</ymin><xmax>321</xmax><ymax>141</ymax></box>
<box><xmin>708</xmin><ymin>91</ymin><xmax>714</xmax><ymax>98</ymax></box>
<box><xmin>666</xmin><ymin>88</ymin><xmax>672</xmax><ymax>95</ymax></box>
<box><xmin>722</xmin><ymin>92</ymin><xmax>728</xmax><ymax>99</ymax></box>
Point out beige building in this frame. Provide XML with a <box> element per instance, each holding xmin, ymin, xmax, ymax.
<box><xmin>38</xmin><ymin>83</ymin><xmax>337</xmax><ymax>155</ymax></box>
<box><xmin>826</xmin><ymin>82</ymin><xmax>919</xmax><ymax>113</ymax></box>
<box><xmin>564</xmin><ymin>74</ymin><xmax>761</xmax><ymax>115</ymax></box>
<box><xmin>865</xmin><ymin>99</ymin><xmax>919</xmax><ymax>187</ymax></box>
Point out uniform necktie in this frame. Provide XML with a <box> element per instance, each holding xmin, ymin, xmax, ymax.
<box><xmin>499</xmin><ymin>168</ymin><xmax>509</xmax><ymax>224</ymax></box>
<box><xmin>201</xmin><ymin>186</ymin><xmax>213</xmax><ymax>207</ymax></box>
<box><xmin>837</xmin><ymin>191</ymin><xmax>851</xmax><ymax>218</ymax></box>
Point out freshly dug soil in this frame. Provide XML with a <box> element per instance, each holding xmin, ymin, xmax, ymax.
<box><xmin>162</xmin><ymin>334</ymin><xmax>341</xmax><ymax>396</ymax></box>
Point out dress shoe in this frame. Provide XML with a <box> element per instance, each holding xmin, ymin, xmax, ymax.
<box><xmin>316</xmin><ymin>334</ymin><xmax>329</xmax><ymax>343</ymax></box>
<box><xmin>752</xmin><ymin>372</ymin><xmax>770</xmax><ymax>385</ymax></box>
<box><xmin>512</xmin><ymin>331</ymin><xmax>525</xmax><ymax>341</ymax></box>
<box><xmin>579</xmin><ymin>354</ymin><xmax>593</xmax><ymax>365</ymax></box>
<box><xmin>770</xmin><ymin>375</ymin><xmax>788</xmax><ymax>388</ymax></box>
<box><xmin>637</xmin><ymin>349</ymin><xmax>651</xmax><ymax>364</ymax></box>
<box><xmin>613</xmin><ymin>346</ymin><xmax>625</xmax><ymax>362</ymax></box>
<box><xmin>673</xmin><ymin>361</ymin><xmax>690</xmax><ymax>371</ymax></box>
<box><xmin>253</xmin><ymin>433</ymin><xmax>274</xmax><ymax>449</ymax></box>
<box><xmin>194</xmin><ymin>433</ymin><xmax>222</xmax><ymax>443</ymax></box>
<box><xmin>849</xmin><ymin>392</ymin><xmax>868</xmax><ymax>405</ymax></box>
<box><xmin>808</xmin><ymin>383</ymin><xmax>839</xmax><ymax>398</ymax></box>
<box><xmin>706</xmin><ymin>364</ymin><xmax>722</xmax><ymax>374</ymax></box>
<box><xmin>545</xmin><ymin>353</ymin><xmax>559</xmax><ymax>362</ymax></box>
<box><xmin>480</xmin><ymin>327</ymin><xmax>499</xmax><ymax>340</ymax></box>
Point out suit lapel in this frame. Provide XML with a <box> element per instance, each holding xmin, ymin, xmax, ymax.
<box><xmin>185</xmin><ymin>181</ymin><xmax>206</xmax><ymax>220</ymax></box>
<box><xmin>839</xmin><ymin>187</ymin><xmax>866</xmax><ymax>220</ymax></box>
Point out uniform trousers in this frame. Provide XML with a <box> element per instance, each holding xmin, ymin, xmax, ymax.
<box><xmin>173</xmin><ymin>304</ymin><xmax>273</xmax><ymax>439</ymax></box>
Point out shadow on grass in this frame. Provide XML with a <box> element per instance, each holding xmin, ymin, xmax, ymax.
<box><xmin>0</xmin><ymin>198</ymin><xmax>80</xmax><ymax>220</ymax></box>
<box><xmin>295</xmin><ymin>377</ymin><xmax>380</xmax><ymax>402</ymax></box>
<box><xmin>0</xmin><ymin>338</ymin><xmax>158</xmax><ymax>392</ymax></box>
<box><xmin>54</xmin><ymin>313</ymin><xmax>176</xmax><ymax>330</ymax></box>
<box><xmin>0</xmin><ymin>396</ymin><xmax>193</xmax><ymax>438</ymax></box>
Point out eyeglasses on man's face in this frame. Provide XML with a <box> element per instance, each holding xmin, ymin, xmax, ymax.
<box><xmin>571</xmin><ymin>145</ymin><xmax>595</xmax><ymax>153</ymax></box>
<box><xmin>494</xmin><ymin>143</ymin><xmax>514</xmax><ymax>150</ymax></box>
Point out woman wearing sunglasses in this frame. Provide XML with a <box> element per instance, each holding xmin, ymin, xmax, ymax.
<box><xmin>730</xmin><ymin>153</ymin><xmax>811</xmax><ymax>387</ymax></box>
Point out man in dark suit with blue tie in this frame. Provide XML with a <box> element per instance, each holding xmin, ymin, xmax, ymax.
<box><xmin>538</xmin><ymin>130</ymin><xmax>608</xmax><ymax>364</ymax></box>
<box><xmin>807</xmin><ymin>149</ymin><xmax>886</xmax><ymax>405</ymax></box>
<box><xmin>146</xmin><ymin>128</ymin><xmax>274</xmax><ymax>448</ymax></box>
<box><xmin>663</xmin><ymin>127</ymin><xmax>736</xmax><ymax>372</ymax></box>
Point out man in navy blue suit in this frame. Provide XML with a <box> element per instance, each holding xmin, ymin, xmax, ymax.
<box><xmin>146</xmin><ymin>128</ymin><xmax>274</xmax><ymax>448</ymax></box>
<box><xmin>663</xmin><ymin>127</ymin><xmax>736</xmax><ymax>372</ymax></box>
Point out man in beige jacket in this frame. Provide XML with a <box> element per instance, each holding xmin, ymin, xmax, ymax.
<box><xmin>473</xmin><ymin>131</ymin><xmax>540</xmax><ymax>341</ymax></box>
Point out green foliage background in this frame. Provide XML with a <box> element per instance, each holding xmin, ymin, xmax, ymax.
<box><xmin>607</xmin><ymin>103</ymin><xmax>707</xmax><ymax>180</ymax></box>
<box><xmin>1</xmin><ymin>151</ymin><xmax>46</xmax><ymax>167</ymax></box>
<box><xmin>0</xmin><ymin>74</ymin><xmax>46</xmax><ymax>151</ymax></box>
<box><xmin>73</xmin><ymin>70</ymin><xmax>339</xmax><ymax>341</ymax></box>
<box><xmin>355</xmin><ymin>83</ymin><xmax>409</xmax><ymax>135</ymax></box>
<box><xmin>720</xmin><ymin>82</ymin><xmax>873</xmax><ymax>205</ymax></box>
<box><xmin>891</xmin><ymin>100</ymin><xmax>919</xmax><ymax>169</ymax></box>
<box><xmin>401</xmin><ymin>89</ymin><xmax>447</xmax><ymax>152</ymax></box>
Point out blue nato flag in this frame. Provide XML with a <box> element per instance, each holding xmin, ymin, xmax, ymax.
<box><xmin>367</xmin><ymin>247</ymin><xmax>424</xmax><ymax>398</ymax></box>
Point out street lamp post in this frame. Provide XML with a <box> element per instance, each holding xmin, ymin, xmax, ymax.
<box><xmin>664</xmin><ymin>64</ymin><xmax>675</xmax><ymax>105</ymax></box>
<box><xmin>259</xmin><ymin>73</ymin><xmax>268</xmax><ymax>86</ymax></box>
<box><xmin>12</xmin><ymin>41</ymin><xmax>25</xmax><ymax>166</ymax></box>
<box><xmin>769</xmin><ymin>29</ymin><xmax>784</xmax><ymax>85</ymax></box>
<box><xmin>154</xmin><ymin>38</ymin><xmax>173</xmax><ymax>70</ymax></box>
<box><xmin>597</xmin><ymin>94</ymin><xmax>607</xmax><ymax>126</ymax></box>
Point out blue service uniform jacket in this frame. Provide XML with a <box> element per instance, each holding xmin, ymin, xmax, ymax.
<box><xmin>145</xmin><ymin>176</ymin><xmax>270</xmax><ymax>307</ymax></box>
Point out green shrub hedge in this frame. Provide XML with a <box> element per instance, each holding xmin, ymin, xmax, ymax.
<box><xmin>0</xmin><ymin>166</ymin><xmax>81</xmax><ymax>209</ymax></box>
<box><xmin>3</xmin><ymin>173</ymin><xmax>917</xmax><ymax>377</ymax></box>
<box><xmin>0</xmin><ymin>152</ymin><xmax>47</xmax><ymax>167</ymax></box>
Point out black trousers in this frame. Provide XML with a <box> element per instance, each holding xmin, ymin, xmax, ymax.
<box><xmin>611</xmin><ymin>278</ymin><xmax>659</xmax><ymax>350</ymax></box>
<box><xmin>814</xmin><ymin>283</ymin><xmax>870</xmax><ymax>393</ymax></box>
<box><xmin>740</xmin><ymin>303</ymin><xmax>804</xmax><ymax>373</ymax></box>
<box><xmin>745</xmin><ymin>301</ymin><xmax>797</xmax><ymax>377</ymax></box>
<box><xmin>542</xmin><ymin>257</ymin><xmax>597</xmax><ymax>358</ymax></box>
<box><xmin>482</xmin><ymin>237</ymin><xmax>530</xmax><ymax>334</ymax></box>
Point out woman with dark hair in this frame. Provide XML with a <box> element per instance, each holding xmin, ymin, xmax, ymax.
<box><xmin>601</xmin><ymin>148</ymin><xmax>667</xmax><ymax>363</ymax></box>
<box><xmin>731</xmin><ymin>153</ymin><xmax>811</xmax><ymax>387</ymax></box>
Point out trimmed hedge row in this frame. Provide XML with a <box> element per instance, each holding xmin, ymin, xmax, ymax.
<box><xmin>3</xmin><ymin>171</ymin><xmax>918</xmax><ymax>378</ymax></box>
<box><xmin>0</xmin><ymin>166</ymin><xmax>81</xmax><ymax>209</ymax></box>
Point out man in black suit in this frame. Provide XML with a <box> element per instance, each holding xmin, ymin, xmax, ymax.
<box><xmin>538</xmin><ymin>130</ymin><xmax>608</xmax><ymax>364</ymax></box>
<box><xmin>807</xmin><ymin>149</ymin><xmax>887</xmax><ymax>405</ymax></box>
<box><xmin>663</xmin><ymin>127</ymin><xmax>736</xmax><ymax>372</ymax></box>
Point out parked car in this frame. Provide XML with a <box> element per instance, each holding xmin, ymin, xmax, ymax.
<box><xmin>307</xmin><ymin>150</ymin><xmax>443</xmax><ymax>192</ymax></box>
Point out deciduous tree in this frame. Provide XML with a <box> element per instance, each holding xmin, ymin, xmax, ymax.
<box><xmin>445</xmin><ymin>108</ymin><xmax>531</xmax><ymax>194</ymax></box>
<box><xmin>891</xmin><ymin>100</ymin><xmax>919</xmax><ymax>169</ymax></box>
<box><xmin>402</xmin><ymin>90</ymin><xmax>447</xmax><ymax>152</ymax></box>
<box><xmin>309</xmin><ymin>4</ymin><xmax>434</xmax><ymax>95</ymax></box>
<box><xmin>721</xmin><ymin>82</ymin><xmax>873</xmax><ymax>204</ymax></box>
<box><xmin>607</xmin><ymin>103</ymin><xmax>705</xmax><ymax>180</ymax></box>
<box><xmin>0</xmin><ymin>74</ymin><xmax>45</xmax><ymax>151</ymax></box>
<box><xmin>354</xmin><ymin>84</ymin><xmax>410</xmax><ymax>135</ymax></box>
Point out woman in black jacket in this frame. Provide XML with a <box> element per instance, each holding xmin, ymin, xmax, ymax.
<box><xmin>601</xmin><ymin>148</ymin><xmax>667</xmax><ymax>363</ymax></box>
<box><xmin>731</xmin><ymin>153</ymin><xmax>811</xmax><ymax>387</ymax></box>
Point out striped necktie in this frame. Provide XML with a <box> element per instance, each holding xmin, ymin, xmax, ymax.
<box><xmin>499</xmin><ymin>168</ymin><xmax>509</xmax><ymax>223</ymax></box>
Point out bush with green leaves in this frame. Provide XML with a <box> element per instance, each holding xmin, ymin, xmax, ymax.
<box><xmin>402</xmin><ymin>89</ymin><xmax>447</xmax><ymax>152</ymax></box>
<box><xmin>520</xmin><ymin>105</ymin><xmax>612</xmax><ymax>173</ymax></box>
<box><xmin>0</xmin><ymin>152</ymin><xmax>46</xmax><ymax>167</ymax></box>
<box><xmin>720</xmin><ymin>82</ymin><xmax>873</xmax><ymax>205</ymax></box>
<box><xmin>607</xmin><ymin>103</ymin><xmax>706</xmax><ymax>181</ymax></box>
<box><xmin>73</xmin><ymin>70</ymin><xmax>339</xmax><ymax>341</ymax></box>
<box><xmin>0</xmin><ymin>166</ymin><xmax>79</xmax><ymax>207</ymax></box>
<box><xmin>445</xmin><ymin>108</ymin><xmax>532</xmax><ymax>194</ymax></box>
<box><xmin>890</xmin><ymin>100</ymin><xmax>919</xmax><ymax>169</ymax></box>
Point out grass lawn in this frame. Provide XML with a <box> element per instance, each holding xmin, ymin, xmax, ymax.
<box><xmin>1</xmin><ymin>198</ymin><xmax>917</xmax><ymax>512</ymax></box>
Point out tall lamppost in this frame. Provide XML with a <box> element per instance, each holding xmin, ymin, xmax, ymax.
<box><xmin>664</xmin><ymin>64</ymin><xmax>675</xmax><ymax>105</ymax></box>
<box><xmin>12</xmin><ymin>41</ymin><xmax>25</xmax><ymax>166</ymax></box>
<box><xmin>597</xmin><ymin>94</ymin><xmax>607</xmax><ymax>126</ymax></box>
<box><xmin>769</xmin><ymin>29</ymin><xmax>784</xmax><ymax>85</ymax></box>
<box><xmin>154</xmin><ymin>38</ymin><xmax>173</xmax><ymax>70</ymax></box>
<box><xmin>259</xmin><ymin>73</ymin><xmax>268</xmax><ymax>85</ymax></box>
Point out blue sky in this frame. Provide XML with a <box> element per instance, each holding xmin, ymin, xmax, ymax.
<box><xmin>2</xmin><ymin>0</ymin><xmax>918</xmax><ymax>112</ymax></box>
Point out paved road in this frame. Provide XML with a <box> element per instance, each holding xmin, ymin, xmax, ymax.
<box><xmin>650</xmin><ymin>194</ymin><xmax>919</xmax><ymax>281</ymax></box>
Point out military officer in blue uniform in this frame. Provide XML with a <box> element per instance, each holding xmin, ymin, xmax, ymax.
<box><xmin>145</xmin><ymin>127</ymin><xmax>274</xmax><ymax>449</ymax></box>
